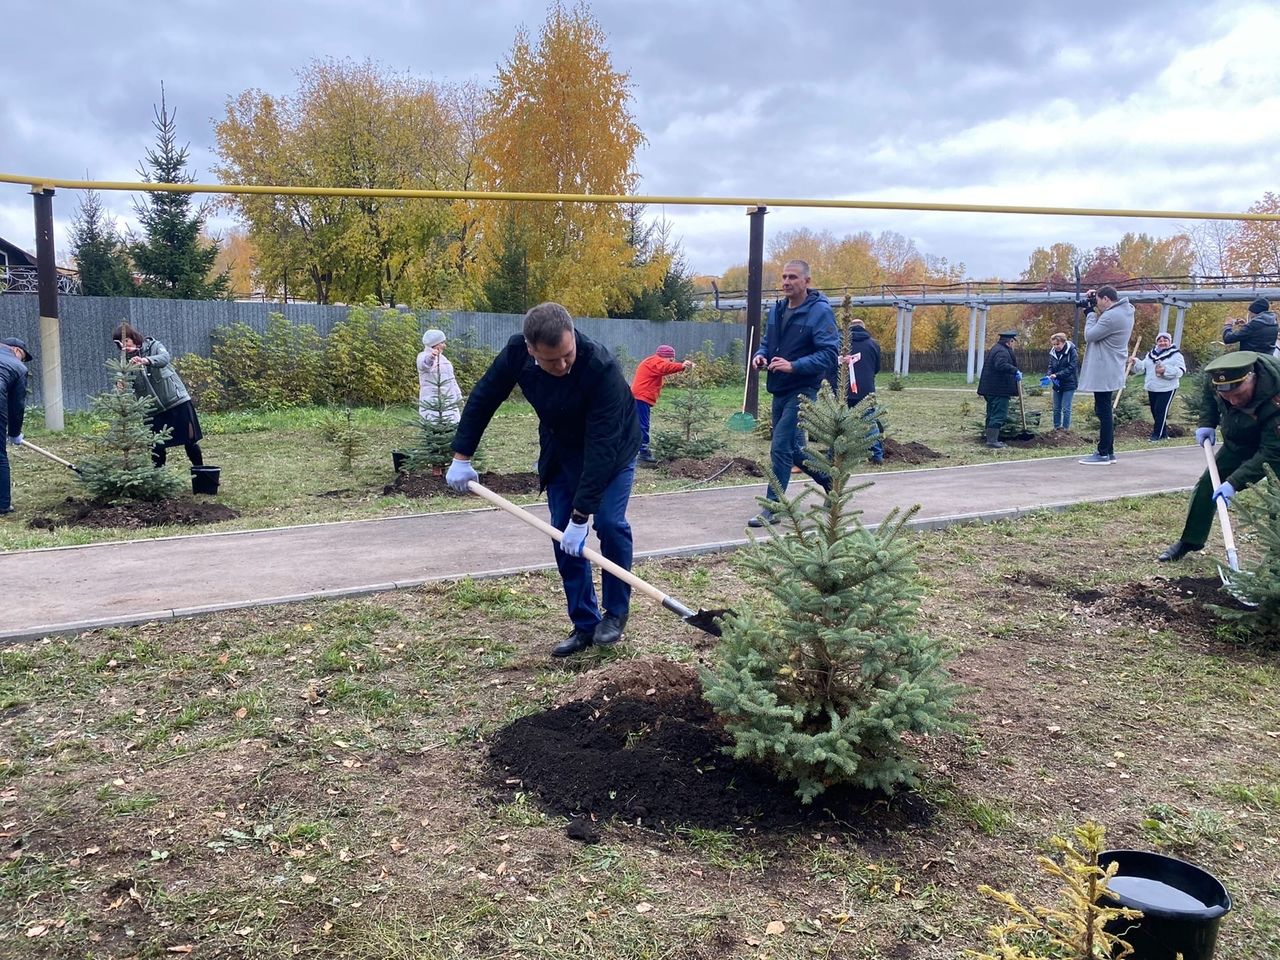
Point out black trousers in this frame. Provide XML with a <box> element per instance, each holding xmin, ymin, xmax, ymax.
<box><xmin>1093</xmin><ymin>391</ymin><xmax>1115</xmax><ymax>456</ymax></box>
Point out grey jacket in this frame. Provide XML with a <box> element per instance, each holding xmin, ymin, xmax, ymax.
<box><xmin>1077</xmin><ymin>298</ymin><xmax>1135</xmax><ymax>393</ymax></box>
<box><xmin>129</xmin><ymin>338</ymin><xmax>191</xmax><ymax>411</ymax></box>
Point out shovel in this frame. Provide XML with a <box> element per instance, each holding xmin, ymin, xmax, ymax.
<box><xmin>1010</xmin><ymin>379</ymin><xmax>1035</xmax><ymax>441</ymax></box>
<box><xmin>465</xmin><ymin>480</ymin><xmax>731</xmax><ymax>637</ymax></box>
<box><xmin>18</xmin><ymin>439</ymin><xmax>83</xmax><ymax>475</ymax></box>
<box><xmin>727</xmin><ymin>329</ymin><xmax>757</xmax><ymax>433</ymax></box>
<box><xmin>1201</xmin><ymin>438</ymin><xmax>1241</xmax><ymax>575</ymax></box>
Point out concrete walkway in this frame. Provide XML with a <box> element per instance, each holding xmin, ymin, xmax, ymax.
<box><xmin>0</xmin><ymin>446</ymin><xmax>1204</xmax><ymax>642</ymax></box>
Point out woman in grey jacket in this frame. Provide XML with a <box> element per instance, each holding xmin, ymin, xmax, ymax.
<box><xmin>113</xmin><ymin>323</ymin><xmax>204</xmax><ymax>468</ymax></box>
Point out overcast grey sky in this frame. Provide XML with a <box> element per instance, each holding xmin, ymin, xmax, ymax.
<box><xmin>3</xmin><ymin>0</ymin><xmax>1278</xmax><ymax>282</ymax></box>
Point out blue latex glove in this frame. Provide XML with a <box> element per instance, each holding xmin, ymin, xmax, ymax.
<box><xmin>1195</xmin><ymin>427</ymin><xmax>1216</xmax><ymax>447</ymax></box>
<box><xmin>445</xmin><ymin>458</ymin><xmax>478</xmax><ymax>493</ymax></box>
<box><xmin>1015</xmin><ymin>370</ymin><xmax>1023</xmax><ymax>382</ymax></box>
<box><xmin>1212</xmin><ymin>482</ymin><xmax>1235</xmax><ymax>507</ymax></box>
<box><xmin>9</xmin><ymin>434</ymin><xmax>22</xmax><ymax>446</ymax></box>
<box><xmin>560</xmin><ymin>518</ymin><xmax>590</xmax><ymax>556</ymax></box>
<box><xmin>1039</xmin><ymin>376</ymin><xmax>1052</xmax><ymax>387</ymax></box>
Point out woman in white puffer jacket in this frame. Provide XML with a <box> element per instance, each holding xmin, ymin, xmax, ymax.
<box><xmin>1128</xmin><ymin>331</ymin><xmax>1185</xmax><ymax>441</ymax></box>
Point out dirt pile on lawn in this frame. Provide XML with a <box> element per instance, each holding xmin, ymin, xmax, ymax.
<box><xmin>660</xmin><ymin>456</ymin><xmax>764</xmax><ymax>481</ymax></box>
<box><xmin>883</xmin><ymin>438</ymin><xmax>944</xmax><ymax>463</ymax></box>
<box><xmin>385</xmin><ymin>470</ymin><xmax>540</xmax><ymax>498</ymax></box>
<box><xmin>28</xmin><ymin>498</ymin><xmax>238</xmax><ymax>531</ymax></box>
<box><xmin>489</xmin><ymin>657</ymin><xmax>930</xmax><ymax>834</ymax></box>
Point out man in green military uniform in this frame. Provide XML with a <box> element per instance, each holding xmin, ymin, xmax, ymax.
<box><xmin>1158</xmin><ymin>350</ymin><xmax>1280</xmax><ymax>561</ymax></box>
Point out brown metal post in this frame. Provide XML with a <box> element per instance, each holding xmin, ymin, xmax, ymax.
<box><xmin>32</xmin><ymin>187</ymin><xmax>64</xmax><ymax>430</ymax></box>
<box><xmin>744</xmin><ymin>205</ymin><xmax>766</xmax><ymax>417</ymax></box>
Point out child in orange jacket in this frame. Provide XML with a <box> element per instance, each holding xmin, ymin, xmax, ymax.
<box><xmin>630</xmin><ymin>344</ymin><xmax>692</xmax><ymax>462</ymax></box>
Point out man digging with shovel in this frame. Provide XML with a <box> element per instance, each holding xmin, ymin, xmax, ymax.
<box><xmin>1158</xmin><ymin>351</ymin><xmax>1280</xmax><ymax>563</ymax></box>
<box><xmin>446</xmin><ymin>303</ymin><xmax>642</xmax><ymax>657</ymax></box>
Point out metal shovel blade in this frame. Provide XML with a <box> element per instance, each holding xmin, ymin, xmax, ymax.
<box><xmin>662</xmin><ymin>597</ymin><xmax>732</xmax><ymax>637</ymax></box>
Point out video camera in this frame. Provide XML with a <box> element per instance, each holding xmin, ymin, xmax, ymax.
<box><xmin>1076</xmin><ymin>293</ymin><xmax>1098</xmax><ymax>311</ymax></box>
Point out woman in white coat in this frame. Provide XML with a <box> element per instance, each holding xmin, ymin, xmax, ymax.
<box><xmin>1128</xmin><ymin>331</ymin><xmax>1185</xmax><ymax>441</ymax></box>
<box><xmin>417</xmin><ymin>329</ymin><xmax>462</xmax><ymax>424</ymax></box>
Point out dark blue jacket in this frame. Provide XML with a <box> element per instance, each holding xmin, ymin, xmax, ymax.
<box><xmin>0</xmin><ymin>350</ymin><xmax>27</xmax><ymax>436</ymax></box>
<box><xmin>977</xmin><ymin>341</ymin><xmax>1019</xmax><ymax>398</ymax></box>
<box><xmin>845</xmin><ymin>326</ymin><xmax>881</xmax><ymax>401</ymax></box>
<box><xmin>452</xmin><ymin>331</ymin><xmax>640</xmax><ymax>515</ymax></box>
<box><xmin>1046</xmin><ymin>341</ymin><xmax>1078</xmax><ymax>392</ymax></box>
<box><xmin>1223</xmin><ymin>310</ymin><xmax>1278</xmax><ymax>354</ymax></box>
<box><xmin>754</xmin><ymin>290</ymin><xmax>839</xmax><ymax>395</ymax></box>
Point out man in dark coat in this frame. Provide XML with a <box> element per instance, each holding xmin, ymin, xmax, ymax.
<box><xmin>447</xmin><ymin>303</ymin><xmax>641</xmax><ymax>656</ymax></box>
<box><xmin>1158</xmin><ymin>350</ymin><xmax>1280</xmax><ymax>561</ymax></box>
<box><xmin>977</xmin><ymin>331</ymin><xmax>1021</xmax><ymax>448</ymax></box>
<box><xmin>1223</xmin><ymin>298</ymin><xmax>1278</xmax><ymax>354</ymax></box>
<box><xmin>747</xmin><ymin>259</ymin><xmax>839</xmax><ymax>526</ymax></box>
<box><xmin>840</xmin><ymin>317</ymin><xmax>884</xmax><ymax>463</ymax></box>
<box><xmin>0</xmin><ymin>337</ymin><xmax>32</xmax><ymax>516</ymax></box>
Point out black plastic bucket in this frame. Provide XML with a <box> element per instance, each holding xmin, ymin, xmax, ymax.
<box><xmin>191</xmin><ymin>466</ymin><xmax>221</xmax><ymax>496</ymax></box>
<box><xmin>1100</xmin><ymin>850</ymin><xmax>1231</xmax><ymax>959</ymax></box>
<box><xmin>392</xmin><ymin>450</ymin><xmax>409</xmax><ymax>474</ymax></box>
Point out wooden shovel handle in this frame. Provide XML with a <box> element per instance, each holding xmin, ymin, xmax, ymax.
<box><xmin>465</xmin><ymin>480</ymin><xmax>668</xmax><ymax>606</ymax></box>
<box><xmin>1202</xmin><ymin>439</ymin><xmax>1238</xmax><ymax>557</ymax></box>
<box><xmin>18</xmin><ymin>439</ymin><xmax>77</xmax><ymax>469</ymax></box>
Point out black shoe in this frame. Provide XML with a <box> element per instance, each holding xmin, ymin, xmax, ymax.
<box><xmin>747</xmin><ymin>511</ymin><xmax>779</xmax><ymax>528</ymax></box>
<box><xmin>593</xmin><ymin>613</ymin><xmax>627</xmax><ymax>647</ymax></box>
<box><xmin>637</xmin><ymin>449</ymin><xmax>656</xmax><ymax>463</ymax></box>
<box><xmin>1157</xmin><ymin>540</ymin><xmax>1201</xmax><ymax>563</ymax></box>
<box><xmin>0</xmin><ymin>508</ymin><xmax>13</xmax><ymax>516</ymax></box>
<box><xmin>551</xmin><ymin>629</ymin><xmax>595</xmax><ymax>657</ymax></box>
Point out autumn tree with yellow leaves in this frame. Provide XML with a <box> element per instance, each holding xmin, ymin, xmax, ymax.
<box><xmin>475</xmin><ymin>1</ymin><xmax>658</xmax><ymax>316</ymax></box>
<box><xmin>214</xmin><ymin>58</ymin><xmax>479</xmax><ymax>307</ymax></box>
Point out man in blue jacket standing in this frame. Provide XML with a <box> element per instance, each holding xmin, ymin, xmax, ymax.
<box><xmin>0</xmin><ymin>337</ymin><xmax>32</xmax><ymax>516</ymax></box>
<box><xmin>747</xmin><ymin>260</ymin><xmax>839</xmax><ymax>527</ymax></box>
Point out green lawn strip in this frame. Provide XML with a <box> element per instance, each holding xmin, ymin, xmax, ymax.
<box><xmin>6</xmin><ymin>377</ymin><xmax>1189</xmax><ymax>550</ymax></box>
<box><xmin>1</xmin><ymin>495</ymin><xmax>1276</xmax><ymax>957</ymax></box>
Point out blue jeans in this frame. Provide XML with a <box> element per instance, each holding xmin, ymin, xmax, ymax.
<box><xmin>1053</xmin><ymin>388</ymin><xmax>1075</xmax><ymax>429</ymax></box>
<box><xmin>635</xmin><ymin>399</ymin><xmax>652</xmax><ymax>451</ymax></box>
<box><xmin>764</xmin><ymin>387</ymin><xmax>830</xmax><ymax>507</ymax></box>
<box><xmin>546</xmin><ymin>457</ymin><xmax>636</xmax><ymax>631</ymax></box>
<box><xmin>0</xmin><ymin>428</ymin><xmax>9</xmax><ymax>512</ymax></box>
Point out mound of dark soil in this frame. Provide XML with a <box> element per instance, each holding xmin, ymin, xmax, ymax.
<box><xmin>1117</xmin><ymin>421</ymin><xmax>1188</xmax><ymax>440</ymax></box>
<box><xmin>882</xmin><ymin>438</ymin><xmax>944</xmax><ymax>464</ymax></box>
<box><xmin>1003</xmin><ymin>428</ymin><xmax>1086</xmax><ymax>448</ymax></box>
<box><xmin>384</xmin><ymin>470</ymin><xmax>540</xmax><ymax>498</ymax></box>
<box><xmin>661</xmin><ymin>456</ymin><xmax>764</xmax><ymax>481</ymax></box>
<box><xmin>1007</xmin><ymin>570</ymin><xmax>1248</xmax><ymax>635</ymax></box>
<box><xmin>28</xmin><ymin>497</ymin><xmax>239</xmax><ymax>531</ymax></box>
<box><xmin>488</xmin><ymin>661</ymin><xmax>931</xmax><ymax>834</ymax></box>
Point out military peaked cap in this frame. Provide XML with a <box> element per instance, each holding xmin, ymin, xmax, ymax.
<box><xmin>1204</xmin><ymin>351</ymin><xmax>1259</xmax><ymax>390</ymax></box>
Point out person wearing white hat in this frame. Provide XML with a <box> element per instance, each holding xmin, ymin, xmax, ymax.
<box><xmin>417</xmin><ymin>329</ymin><xmax>462</xmax><ymax>424</ymax></box>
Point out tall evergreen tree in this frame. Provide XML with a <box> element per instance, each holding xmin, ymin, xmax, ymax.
<box><xmin>481</xmin><ymin>208</ymin><xmax>530</xmax><ymax>313</ymax></box>
<box><xmin>130</xmin><ymin>87</ymin><xmax>229</xmax><ymax>300</ymax></box>
<box><xmin>69</xmin><ymin>189</ymin><xmax>136</xmax><ymax>297</ymax></box>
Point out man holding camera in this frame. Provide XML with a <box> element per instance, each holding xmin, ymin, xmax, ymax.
<box><xmin>1076</xmin><ymin>285</ymin><xmax>1134</xmax><ymax>465</ymax></box>
<box><xmin>1158</xmin><ymin>350</ymin><xmax>1280</xmax><ymax>562</ymax></box>
<box><xmin>1222</xmin><ymin>298</ymin><xmax>1277</xmax><ymax>354</ymax></box>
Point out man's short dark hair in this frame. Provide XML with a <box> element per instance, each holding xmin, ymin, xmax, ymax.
<box><xmin>1098</xmin><ymin>285</ymin><xmax>1119</xmax><ymax>301</ymax></box>
<box><xmin>523</xmin><ymin>302</ymin><xmax>574</xmax><ymax>349</ymax></box>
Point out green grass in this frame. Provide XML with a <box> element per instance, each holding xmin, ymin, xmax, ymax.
<box><xmin>5</xmin><ymin>373</ymin><xmax>1191</xmax><ymax>551</ymax></box>
<box><xmin>3</xmin><ymin>491</ymin><xmax>1277</xmax><ymax>958</ymax></box>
